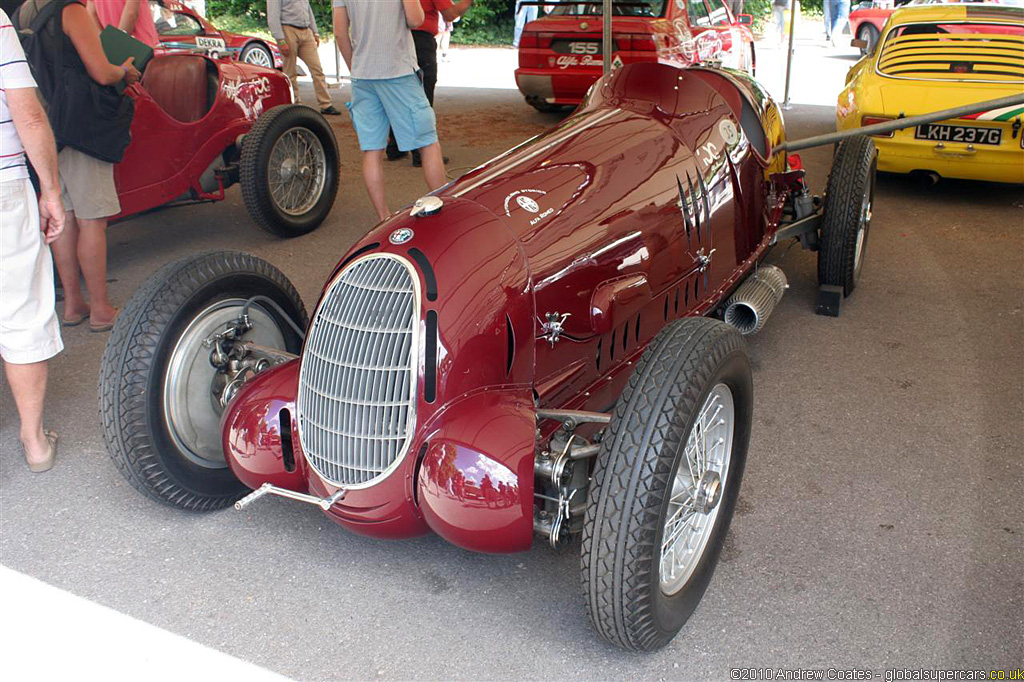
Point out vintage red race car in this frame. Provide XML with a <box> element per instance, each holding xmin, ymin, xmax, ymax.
<box><xmin>116</xmin><ymin>51</ymin><xmax>338</xmax><ymax>236</ymax></box>
<box><xmin>101</xmin><ymin>64</ymin><xmax>875</xmax><ymax>650</ymax></box>
<box><xmin>515</xmin><ymin>0</ymin><xmax>755</xmax><ymax>111</ymax></box>
<box><xmin>150</xmin><ymin>0</ymin><xmax>283</xmax><ymax>69</ymax></box>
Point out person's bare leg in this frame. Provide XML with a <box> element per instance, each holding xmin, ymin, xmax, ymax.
<box><xmin>362</xmin><ymin>150</ymin><xmax>390</xmax><ymax>221</ymax></box>
<box><xmin>76</xmin><ymin>217</ymin><xmax>117</xmax><ymax>326</ymax></box>
<box><xmin>4</xmin><ymin>361</ymin><xmax>50</xmax><ymax>464</ymax></box>
<box><xmin>419</xmin><ymin>142</ymin><xmax>446</xmax><ymax>191</ymax></box>
<box><xmin>50</xmin><ymin>211</ymin><xmax>88</xmax><ymax>322</ymax></box>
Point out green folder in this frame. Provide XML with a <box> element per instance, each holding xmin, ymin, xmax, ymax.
<box><xmin>99</xmin><ymin>25</ymin><xmax>154</xmax><ymax>92</ymax></box>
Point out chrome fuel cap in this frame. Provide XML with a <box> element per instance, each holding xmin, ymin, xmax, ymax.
<box><xmin>410</xmin><ymin>196</ymin><xmax>443</xmax><ymax>217</ymax></box>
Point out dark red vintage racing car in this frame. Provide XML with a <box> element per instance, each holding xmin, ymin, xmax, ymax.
<box><xmin>116</xmin><ymin>51</ymin><xmax>338</xmax><ymax>237</ymax></box>
<box><xmin>101</xmin><ymin>63</ymin><xmax>875</xmax><ymax>650</ymax></box>
<box><xmin>516</xmin><ymin>0</ymin><xmax>755</xmax><ymax>111</ymax></box>
<box><xmin>151</xmin><ymin>0</ymin><xmax>283</xmax><ymax>69</ymax></box>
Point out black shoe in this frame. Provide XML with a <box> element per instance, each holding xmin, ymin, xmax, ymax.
<box><xmin>320</xmin><ymin>105</ymin><xmax>342</xmax><ymax>116</ymax></box>
<box><xmin>387</xmin><ymin>149</ymin><xmax>408</xmax><ymax>161</ymax></box>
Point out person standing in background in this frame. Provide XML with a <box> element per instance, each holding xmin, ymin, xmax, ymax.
<box><xmin>1</xmin><ymin>7</ymin><xmax>65</xmax><ymax>471</ymax></box>
<box><xmin>385</xmin><ymin>0</ymin><xmax>472</xmax><ymax>167</ymax></box>
<box><xmin>512</xmin><ymin>0</ymin><xmax>536</xmax><ymax>48</ymax></box>
<box><xmin>728</xmin><ymin>0</ymin><xmax>744</xmax><ymax>18</ymax></box>
<box><xmin>773</xmin><ymin>0</ymin><xmax>791</xmax><ymax>44</ymax></box>
<box><xmin>17</xmin><ymin>0</ymin><xmax>140</xmax><ymax>334</ymax></box>
<box><xmin>267</xmin><ymin>0</ymin><xmax>341</xmax><ymax>115</ymax></box>
<box><xmin>333</xmin><ymin>0</ymin><xmax>446</xmax><ymax>221</ymax></box>
<box><xmin>826</xmin><ymin>0</ymin><xmax>850</xmax><ymax>46</ymax></box>
<box><xmin>88</xmin><ymin>0</ymin><xmax>158</xmax><ymax>47</ymax></box>
<box><xmin>436</xmin><ymin>13</ymin><xmax>452</xmax><ymax>63</ymax></box>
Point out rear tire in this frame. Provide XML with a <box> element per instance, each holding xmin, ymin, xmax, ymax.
<box><xmin>819</xmin><ymin>135</ymin><xmax>876</xmax><ymax>297</ymax></box>
<box><xmin>241</xmin><ymin>104</ymin><xmax>339</xmax><ymax>238</ymax></box>
<box><xmin>99</xmin><ymin>251</ymin><xmax>307</xmax><ymax>511</ymax></box>
<box><xmin>581</xmin><ymin>318</ymin><xmax>753</xmax><ymax>651</ymax></box>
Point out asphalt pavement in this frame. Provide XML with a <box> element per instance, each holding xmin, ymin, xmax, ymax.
<box><xmin>1</xmin><ymin>40</ymin><xmax>1021</xmax><ymax>680</ymax></box>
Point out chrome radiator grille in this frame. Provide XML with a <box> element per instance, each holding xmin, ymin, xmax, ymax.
<box><xmin>296</xmin><ymin>254</ymin><xmax>419</xmax><ymax>487</ymax></box>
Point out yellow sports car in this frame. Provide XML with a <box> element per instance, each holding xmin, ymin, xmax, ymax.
<box><xmin>837</xmin><ymin>3</ymin><xmax>1024</xmax><ymax>184</ymax></box>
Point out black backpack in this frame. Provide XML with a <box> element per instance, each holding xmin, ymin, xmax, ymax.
<box><xmin>13</xmin><ymin>0</ymin><xmax>134</xmax><ymax>164</ymax></box>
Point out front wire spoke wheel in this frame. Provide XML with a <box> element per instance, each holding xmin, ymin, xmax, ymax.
<box><xmin>582</xmin><ymin>318</ymin><xmax>752</xmax><ymax>651</ymax></box>
<box><xmin>659</xmin><ymin>384</ymin><xmax>735</xmax><ymax>596</ymax></box>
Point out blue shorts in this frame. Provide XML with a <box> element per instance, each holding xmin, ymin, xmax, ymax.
<box><xmin>346</xmin><ymin>73</ymin><xmax>438</xmax><ymax>153</ymax></box>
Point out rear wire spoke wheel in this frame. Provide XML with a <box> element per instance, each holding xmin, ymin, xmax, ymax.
<box><xmin>268</xmin><ymin>127</ymin><xmax>326</xmax><ymax>217</ymax></box>
<box><xmin>241</xmin><ymin>104</ymin><xmax>339</xmax><ymax>237</ymax></box>
<box><xmin>99</xmin><ymin>251</ymin><xmax>307</xmax><ymax>511</ymax></box>
<box><xmin>819</xmin><ymin>134</ymin><xmax>877</xmax><ymax>297</ymax></box>
<box><xmin>581</xmin><ymin>318</ymin><xmax>753</xmax><ymax>651</ymax></box>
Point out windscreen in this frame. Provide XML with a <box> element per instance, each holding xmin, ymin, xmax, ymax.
<box><xmin>545</xmin><ymin>1</ymin><xmax>668</xmax><ymax>17</ymax></box>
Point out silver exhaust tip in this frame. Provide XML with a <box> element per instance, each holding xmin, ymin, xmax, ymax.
<box><xmin>723</xmin><ymin>265</ymin><xmax>789</xmax><ymax>335</ymax></box>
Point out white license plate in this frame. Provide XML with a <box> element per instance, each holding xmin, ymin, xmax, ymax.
<box><xmin>915</xmin><ymin>123</ymin><xmax>1002</xmax><ymax>146</ymax></box>
<box><xmin>196</xmin><ymin>36</ymin><xmax>226</xmax><ymax>50</ymax></box>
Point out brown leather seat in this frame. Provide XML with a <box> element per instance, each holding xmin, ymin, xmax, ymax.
<box><xmin>141</xmin><ymin>55</ymin><xmax>212</xmax><ymax>124</ymax></box>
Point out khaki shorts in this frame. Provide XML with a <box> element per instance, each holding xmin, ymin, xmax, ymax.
<box><xmin>59</xmin><ymin>147</ymin><xmax>120</xmax><ymax>220</ymax></box>
<box><xmin>0</xmin><ymin>178</ymin><xmax>63</xmax><ymax>364</ymax></box>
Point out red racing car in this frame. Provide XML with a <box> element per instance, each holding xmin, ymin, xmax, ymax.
<box><xmin>116</xmin><ymin>51</ymin><xmax>339</xmax><ymax>236</ymax></box>
<box><xmin>150</xmin><ymin>0</ymin><xmax>283</xmax><ymax>69</ymax></box>
<box><xmin>102</xmin><ymin>63</ymin><xmax>877</xmax><ymax>650</ymax></box>
<box><xmin>516</xmin><ymin>0</ymin><xmax>755</xmax><ymax>111</ymax></box>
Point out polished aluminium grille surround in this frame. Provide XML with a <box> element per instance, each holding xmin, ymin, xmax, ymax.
<box><xmin>296</xmin><ymin>254</ymin><xmax>420</xmax><ymax>488</ymax></box>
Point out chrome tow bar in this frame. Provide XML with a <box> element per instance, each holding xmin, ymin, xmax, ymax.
<box><xmin>234</xmin><ymin>482</ymin><xmax>346</xmax><ymax>511</ymax></box>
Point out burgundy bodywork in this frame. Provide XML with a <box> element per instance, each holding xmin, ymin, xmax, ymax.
<box><xmin>223</xmin><ymin>63</ymin><xmax>794</xmax><ymax>553</ymax></box>
<box><xmin>113</xmin><ymin>54</ymin><xmax>291</xmax><ymax>220</ymax></box>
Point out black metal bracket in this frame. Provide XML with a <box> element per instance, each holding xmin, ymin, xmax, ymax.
<box><xmin>772</xmin><ymin>212</ymin><xmax>822</xmax><ymax>250</ymax></box>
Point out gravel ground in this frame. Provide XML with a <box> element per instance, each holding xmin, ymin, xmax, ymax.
<box><xmin>1</xmin><ymin>41</ymin><xmax>1021</xmax><ymax>680</ymax></box>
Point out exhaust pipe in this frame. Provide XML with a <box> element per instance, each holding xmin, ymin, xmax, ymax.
<box><xmin>723</xmin><ymin>265</ymin><xmax>789</xmax><ymax>335</ymax></box>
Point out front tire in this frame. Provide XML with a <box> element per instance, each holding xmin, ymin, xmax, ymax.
<box><xmin>819</xmin><ymin>135</ymin><xmax>876</xmax><ymax>297</ymax></box>
<box><xmin>241</xmin><ymin>104</ymin><xmax>339</xmax><ymax>238</ymax></box>
<box><xmin>99</xmin><ymin>251</ymin><xmax>307</xmax><ymax>511</ymax></box>
<box><xmin>581</xmin><ymin>318</ymin><xmax>753</xmax><ymax>651</ymax></box>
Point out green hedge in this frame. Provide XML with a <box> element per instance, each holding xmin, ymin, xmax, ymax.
<box><xmin>206</xmin><ymin>0</ymin><xmax>826</xmax><ymax>46</ymax></box>
<box><xmin>207</xmin><ymin>0</ymin><xmax>515</xmax><ymax>44</ymax></box>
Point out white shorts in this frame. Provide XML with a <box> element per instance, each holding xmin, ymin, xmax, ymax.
<box><xmin>0</xmin><ymin>178</ymin><xmax>63</xmax><ymax>364</ymax></box>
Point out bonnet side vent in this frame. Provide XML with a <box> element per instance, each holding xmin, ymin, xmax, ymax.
<box><xmin>279</xmin><ymin>408</ymin><xmax>295</xmax><ymax>472</ymax></box>
<box><xmin>408</xmin><ymin>248</ymin><xmax>438</xmax><ymax>302</ymax></box>
<box><xmin>424</xmin><ymin>310</ymin><xmax>438</xmax><ymax>403</ymax></box>
<box><xmin>505</xmin><ymin>314</ymin><xmax>515</xmax><ymax>376</ymax></box>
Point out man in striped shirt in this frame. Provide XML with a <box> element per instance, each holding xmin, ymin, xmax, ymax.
<box><xmin>1</xmin><ymin>8</ymin><xmax>65</xmax><ymax>472</ymax></box>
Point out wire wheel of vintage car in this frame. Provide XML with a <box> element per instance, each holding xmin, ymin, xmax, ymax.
<box><xmin>241</xmin><ymin>104</ymin><xmax>339</xmax><ymax>237</ymax></box>
<box><xmin>819</xmin><ymin>135</ymin><xmax>877</xmax><ymax>297</ymax></box>
<box><xmin>581</xmin><ymin>318</ymin><xmax>752</xmax><ymax>651</ymax></box>
<box><xmin>240</xmin><ymin>42</ymin><xmax>274</xmax><ymax>68</ymax></box>
<box><xmin>99</xmin><ymin>252</ymin><xmax>307</xmax><ymax>511</ymax></box>
<box><xmin>659</xmin><ymin>383</ymin><xmax>735</xmax><ymax>595</ymax></box>
<box><xmin>268</xmin><ymin>127</ymin><xmax>327</xmax><ymax>217</ymax></box>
